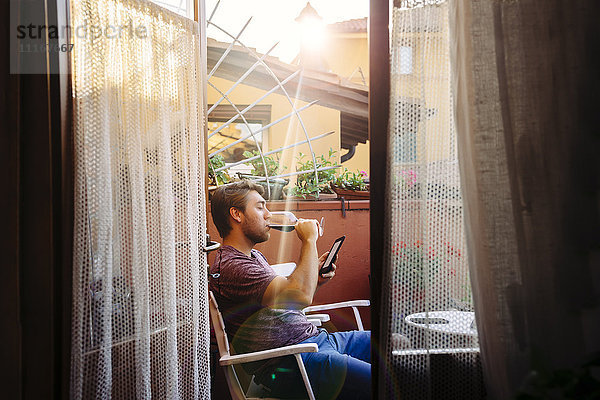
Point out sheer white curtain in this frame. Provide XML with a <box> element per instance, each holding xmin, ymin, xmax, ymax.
<box><xmin>382</xmin><ymin>1</ymin><xmax>483</xmax><ymax>398</ymax></box>
<box><xmin>70</xmin><ymin>0</ymin><xmax>210</xmax><ymax>398</ymax></box>
<box><xmin>450</xmin><ymin>1</ymin><xmax>600</xmax><ymax>398</ymax></box>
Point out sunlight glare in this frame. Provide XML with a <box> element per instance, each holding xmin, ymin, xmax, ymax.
<box><xmin>299</xmin><ymin>16</ymin><xmax>326</xmax><ymax>51</ymax></box>
<box><xmin>205</xmin><ymin>0</ymin><xmax>368</xmax><ymax>63</ymax></box>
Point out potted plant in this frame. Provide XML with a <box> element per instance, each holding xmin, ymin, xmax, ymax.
<box><xmin>287</xmin><ymin>149</ymin><xmax>338</xmax><ymax>200</ymax></box>
<box><xmin>208</xmin><ymin>154</ymin><xmax>231</xmax><ymax>187</ymax></box>
<box><xmin>207</xmin><ymin>154</ymin><xmax>233</xmax><ymax>200</ymax></box>
<box><xmin>393</xmin><ymin>167</ymin><xmax>420</xmax><ymax>199</ymax></box>
<box><xmin>330</xmin><ymin>169</ymin><xmax>370</xmax><ymax>200</ymax></box>
<box><xmin>240</xmin><ymin>150</ymin><xmax>288</xmax><ymax>200</ymax></box>
<box><xmin>391</xmin><ymin>240</ymin><xmax>443</xmax><ymax>319</ymax></box>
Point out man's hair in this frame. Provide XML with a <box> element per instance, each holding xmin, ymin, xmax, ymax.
<box><xmin>211</xmin><ymin>180</ymin><xmax>265</xmax><ymax>238</ymax></box>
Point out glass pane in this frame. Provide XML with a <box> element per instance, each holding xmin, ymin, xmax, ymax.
<box><xmin>148</xmin><ymin>0</ymin><xmax>192</xmax><ymax>19</ymax></box>
<box><xmin>208</xmin><ymin>122</ymin><xmax>263</xmax><ymax>164</ymax></box>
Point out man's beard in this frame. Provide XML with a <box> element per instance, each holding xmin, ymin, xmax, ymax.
<box><xmin>242</xmin><ymin>221</ymin><xmax>270</xmax><ymax>244</ymax></box>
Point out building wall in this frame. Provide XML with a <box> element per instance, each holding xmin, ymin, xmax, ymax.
<box><xmin>207</xmin><ymin>28</ymin><xmax>373</xmax><ymax>177</ymax></box>
<box><xmin>341</xmin><ymin>140</ymin><xmax>370</xmax><ymax>175</ymax></box>
<box><xmin>208</xmin><ymin>76</ymin><xmax>341</xmax><ymax>180</ymax></box>
<box><xmin>324</xmin><ymin>33</ymin><xmax>369</xmax><ymax>85</ymax></box>
<box><xmin>323</xmin><ymin>32</ymin><xmax>370</xmax><ymax>175</ymax></box>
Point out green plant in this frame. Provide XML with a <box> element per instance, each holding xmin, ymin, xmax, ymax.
<box><xmin>242</xmin><ymin>150</ymin><xmax>286</xmax><ymax>177</ymax></box>
<box><xmin>332</xmin><ymin>169</ymin><xmax>369</xmax><ymax>191</ymax></box>
<box><xmin>288</xmin><ymin>149</ymin><xmax>338</xmax><ymax>198</ymax></box>
<box><xmin>208</xmin><ymin>154</ymin><xmax>231</xmax><ymax>186</ymax></box>
<box><xmin>393</xmin><ymin>241</ymin><xmax>470</xmax><ymax>301</ymax></box>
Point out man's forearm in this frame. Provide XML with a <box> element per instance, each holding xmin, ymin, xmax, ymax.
<box><xmin>286</xmin><ymin>238</ymin><xmax>319</xmax><ymax>306</ymax></box>
<box><xmin>262</xmin><ymin>219</ymin><xmax>321</xmax><ymax>309</ymax></box>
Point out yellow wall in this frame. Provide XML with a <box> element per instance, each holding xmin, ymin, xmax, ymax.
<box><xmin>390</xmin><ymin>28</ymin><xmax>454</xmax><ymax>163</ymax></box>
<box><xmin>324</xmin><ymin>33</ymin><xmax>369</xmax><ymax>85</ymax></box>
<box><xmin>323</xmin><ymin>32</ymin><xmax>370</xmax><ymax>174</ymax></box>
<box><xmin>342</xmin><ymin>140</ymin><xmax>370</xmax><ymax>175</ymax></box>
<box><xmin>208</xmin><ymin>76</ymin><xmax>340</xmax><ymax>181</ymax></box>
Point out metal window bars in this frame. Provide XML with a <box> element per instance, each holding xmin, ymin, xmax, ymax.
<box><xmin>206</xmin><ymin>0</ymin><xmax>340</xmax><ymax>198</ymax></box>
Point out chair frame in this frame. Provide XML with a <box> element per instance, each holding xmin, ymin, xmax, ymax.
<box><xmin>209</xmin><ymin>291</ymin><xmax>318</xmax><ymax>400</ymax></box>
<box><xmin>209</xmin><ymin>292</ymin><xmax>371</xmax><ymax>400</ymax></box>
<box><xmin>303</xmin><ymin>300</ymin><xmax>370</xmax><ymax>331</ymax></box>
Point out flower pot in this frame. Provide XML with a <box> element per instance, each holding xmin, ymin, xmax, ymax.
<box><xmin>318</xmin><ymin>193</ymin><xmax>338</xmax><ymax>200</ymax></box>
<box><xmin>238</xmin><ymin>174</ymin><xmax>289</xmax><ymax>200</ymax></box>
<box><xmin>283</xmin><ymin>192</ymin><xmax>320</xmax><ymax>201</ymax></box>
<box><xmin>330</xmin><ymin>184</ymin><xmax>370</xmax><ymax>200</ymax></box>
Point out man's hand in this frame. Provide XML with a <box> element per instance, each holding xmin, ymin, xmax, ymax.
<box><xmin>317</xmin><ymin>251</ymin><xmax>336</xmax><ymax>287</ymax></box>
<box><xmin>295</xmin><ymin>218</ymin><xmax>319</xmax><ymax>243</ymax></box>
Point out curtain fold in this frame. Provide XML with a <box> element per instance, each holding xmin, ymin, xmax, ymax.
<box><xmin>450</xmin><ymin>1</ymin><xmax>600</xmax><ymax>398</ymax></box>
<box><xmin>70</xmin><ymin>0</ymin><xmax>210</xmax><ymax>398</ymax></box>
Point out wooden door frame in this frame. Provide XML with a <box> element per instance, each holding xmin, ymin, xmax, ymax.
<box><xmin>0</xmin><ymin>0</ymin><xmax>73</xmax><ymax>397</ymax></box>
<box><xmin>369</xmin><ymin>0</ymin><xmax>390</xmax><ymax>398</ymax></box>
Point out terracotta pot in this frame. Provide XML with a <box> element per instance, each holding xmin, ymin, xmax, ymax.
<box><xmin>318</xmin><ymin>193</ymin><xmax>338</xmax><ymax>200</ymax></box>
<box><xmin>283</xmin><ymin>186</ymin><xmax>338</xmax><ymax>201</ymax></box>
<box><xmin>330</xmin><ymin>184</ymin><xmax>370</xmax><ymax>200</ymax></box>
<box><xmin>283</xmin><ymin>192</ymin><xmax>320</xmax><ymax>201</ymax></box>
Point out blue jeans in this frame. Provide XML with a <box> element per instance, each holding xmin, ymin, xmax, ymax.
<box><xmin>254</xmin><ymin>329</ymin><xmax>371</xmax><ymax>399</ymax></box>
<box><xmin>300</xmin><ymin>329</ymin><xmax>371</xmax><ymax>400</ymax></box>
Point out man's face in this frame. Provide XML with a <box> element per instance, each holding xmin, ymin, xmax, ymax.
<box><xmin>240</xmin><ymin>190</ymin><xmax>271</xmax><ymax>244</ymax></box>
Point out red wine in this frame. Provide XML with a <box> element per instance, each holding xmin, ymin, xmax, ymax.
<box><xmin>268</xmin><ymin>224</ymin><xmax>295</xmax><ymax>232</ymax></box>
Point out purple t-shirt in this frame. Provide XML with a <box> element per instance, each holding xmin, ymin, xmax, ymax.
<box><xmin>209</xmin><ymin>245</ymin><xmax>317</xmax><ymax>360</ymax></box>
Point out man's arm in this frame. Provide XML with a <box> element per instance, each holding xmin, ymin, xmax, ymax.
<box><xmin>261</xmin><ymin>219</ymin><xmax>320</xmax><ymax>309</ymax></box>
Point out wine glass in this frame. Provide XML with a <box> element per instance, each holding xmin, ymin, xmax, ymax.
<box><xmin>268</xmin><ymin>211</ymin><xmax>297</xmax><ymax>232</ymax></box>
<box><xmin>268</xmin><ymin>211</ymin><xmax>324</xmax><ymax>236</ymax></box>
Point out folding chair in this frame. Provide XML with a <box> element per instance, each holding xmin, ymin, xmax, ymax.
<box><xmin>209</xmin><ymin>291</ymin><xmax>318</xmax><ymax>400</ymax></box>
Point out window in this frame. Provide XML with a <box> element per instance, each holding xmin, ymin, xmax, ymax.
<box><xmin>207</xmin><ymin>104</ymin><xmax>272</xmax><ymax>164</ymax></box>
<box><xmin>148</xmin><ymin>0</ymin><xmax>193</xmax><ymax>19</ymax></box>
<box><xmin>392</xmin><ymin>45</ymin><xmax>413</xmax><ymax>75</ymax></box>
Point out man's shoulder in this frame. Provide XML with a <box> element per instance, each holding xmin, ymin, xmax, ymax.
<box><xmin>250</xmin><ymin>248</ymin><xmax>267</xmax><ymax>260</ymax></box>
<box><xmin>211</xmin><ymin>246</ymin><xmax>276</xmax><ymax>298</ymax></box>
<box><xmin>218</xmin><ymin>245</ymin><xmax>246</xmax><ymax>258</ymax></box>
<box><xmin>216</xmin><ymin>246</ymin><xmax>269</xmax><ymax>271</ymax></box>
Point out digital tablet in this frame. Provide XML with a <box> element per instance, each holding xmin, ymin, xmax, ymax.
<box><xmin>319</xmin><ymin>235</ymin><xmax>345</xmax><ymax>275</ymax></box>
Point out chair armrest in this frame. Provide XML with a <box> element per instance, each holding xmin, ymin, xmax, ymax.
<box><xmin>305</xmin><ymin>313</ymin><xmax>331</xmax><ymax>322</ymax></box>
<box><xmin>271</xmin><ymin>262</ymin><xmax>296</xmax><ymax>277</ymax></box>
<box><xmin>303</xmin><ymin>300</ymin><xmax>370</xmax><ymax>314</ymax></box>
<box><xmin>219</xmin><ymin>343</ymin><xmax>318</xmax><ymax>366</ymax></box>
<box><xmin>306</xmin><ymin>313</ymin><xmax>330</xmax><ymax>327</ymax></box>
<box><xmin>303</xmin><ymin>300</ymin><xmax>370</xmax><ymax>331</ymax></box>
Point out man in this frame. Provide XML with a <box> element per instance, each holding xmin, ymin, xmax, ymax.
<box><xmin>209</xmin><ymin>180</ymin><xmax>371</xmax><ymax>399</ymax></box>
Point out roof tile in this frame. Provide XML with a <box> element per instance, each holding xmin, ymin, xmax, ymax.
<box><xmin>327</xmin><ymin>17</ymin><xmax>367</xmax><ymax>33</ymax></box>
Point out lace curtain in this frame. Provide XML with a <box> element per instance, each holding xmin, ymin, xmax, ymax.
<box><xmin>381</xmin><ymin>1</ymin><xmax>484</xmax><ymax>398</ymax></box>
<box><xmin>70</xmin><ymin>0</ymin><xmax>210</xmax><ymax>398</ymax></box>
